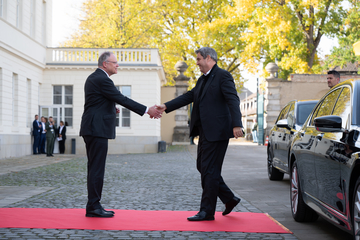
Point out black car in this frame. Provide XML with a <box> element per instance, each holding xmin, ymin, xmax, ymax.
<box><xmin>267</xmin><ymin>100</ymin><xmax>318</xmax><ymax>180</ymax></box>
<box><xmin>289</xmin><ymin>79</ymin><xmax>360</xmax><ymax>238</ymax></box>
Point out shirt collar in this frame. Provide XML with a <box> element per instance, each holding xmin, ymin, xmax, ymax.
<box><xmin>98</xmin><ymin>68</ymin><xmax>110</xmax><ymax>78</ymax></box>
<box><xmin>204</xmin><ymin>64</ymin><xmax>216</xmax><ymax>76</ymax></box>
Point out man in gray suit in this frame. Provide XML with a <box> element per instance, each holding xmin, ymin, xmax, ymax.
<box><xmin>79</xmin><ymin>51</ymin><xmax>162</xmax><ymax>218</ymax></box>
<box><xmin>45</xmin><ymin>116</ymin><xmax>56</xmax><ymax>157</ymax></box>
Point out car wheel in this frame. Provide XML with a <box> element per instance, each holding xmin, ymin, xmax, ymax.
<box><xmin>267</xmin><ymin>147</ymin><xmax>284</xmax><ymax>180</ymax></box>
<box><xmin>352</xmin><ymin>177</ymin><xmax>360</xmax><ymax>239</ymax></box>
<box><xmin>290</xmin><ymin>160</ymin><xmax>318</xmax><ymax>222</ymax></box>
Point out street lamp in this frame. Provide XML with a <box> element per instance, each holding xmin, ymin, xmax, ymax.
<box><xmin>354</xmin><ymin>41</ymin><xmax>360</xmax><ymax>56</ymax></box>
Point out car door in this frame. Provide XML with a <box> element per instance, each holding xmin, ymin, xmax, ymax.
<box><xmin>277</xmin><ymin>103</ymin><xmax>295</xmax><ymax>170</ymax></box>
<box><xmin>296</xmin><ymin>89</ymin><xmax>341</xmax><ymax>198</ymax></box>
<box><xmin>272</xmin><ymin>103</ymin><xmax>291</xmax><ymax>166</ymax></box>
<box><xmin>313</xmin><ymin>87</ymin><xmax>348</xmax><ymax>213</ymax></box>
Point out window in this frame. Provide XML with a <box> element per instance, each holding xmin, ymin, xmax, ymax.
<box><xmin>116</xmin><ymin>86</ymin><xmax>131</xmax><ymax>127</ymax></box>
<box><xmin>26</xmin><ymin>79</ymin><xmax>31</xmax><ymax>128</ymax></box>
<box><xmin>16</xmin><ymin>0</ymin><xmax>21</xmax><ymax>29</ymax></box>
<box><xmin>30</xmin><ymin>0</ymin><xmax>35</xmax><ymax>37</ymax></box>
<box><xmin>0</xmin><ymin>68</ymin><xmax>2</xmax><ymax>125</ymax></box>
<box><xmin>310</xmin><ymin>88</ymin><xmax>342</xmax><ymax>126</ymax></box>
<box><xmin>296</xmin><ymin>102</ymin><xmax>317</xmax><ymax>126</ymax></box>
<box><xmin>12</xmin><ymin>73</ymin><xmax>18</xmax><ymax>126</ymax></box>
<box><xmin>276</xmin><ymin>103</ymin><xmax>291</xmax><ymax>123</ymax></box>
<box><xmin>42</xmin><ymin>1</ymin><xmax>46</xmax><ymax>44</ymax></box>
<box><xmin>0</xmin><ymin>0</ymin><xmax>3</xmax><ymax>18</ymax></box>
<box><xmin>53</xmin><ymin>86</ymin><xmax>73</xmax><ymax>127</ymax></box>
<box><xmin>287</xmin><ymin>103</ymin><xmax>295</xmax><ymax>128</ymax></box>
<box><xmin>332</xmin><ymin>87</ymin><xmax>351</xmax><ymax>129</ymax></box>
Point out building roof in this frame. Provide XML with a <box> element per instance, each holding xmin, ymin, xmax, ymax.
<box><xmin>332</xmin><ymin>62</ymin><xmax>359</xmax><ymax>74</ymax></box>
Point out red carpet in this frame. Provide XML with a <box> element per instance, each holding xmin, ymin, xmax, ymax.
<box><xmin>0</xmin><ymin>208</ymin><xmax>291</xmax><ymax>233</ymax></box>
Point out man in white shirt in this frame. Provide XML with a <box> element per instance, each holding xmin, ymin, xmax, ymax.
<box><xmin>39</xmin><ymin>116</ymin><xmax>47</xmax><ymax>154</ymax></box>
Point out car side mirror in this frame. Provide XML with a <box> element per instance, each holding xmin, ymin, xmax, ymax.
<box><xmin>276</xmin><ymin>119</ymin><xmax>291</xmax><ymax>130</ymax></box>
<box><xmin>314</xmin><ymin>115</ymin><xmax>344</xmax><ymax>132</ymax></box>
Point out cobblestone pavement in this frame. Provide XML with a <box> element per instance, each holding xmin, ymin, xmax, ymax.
<box><xmin>0</xmin><ymin>146</ymin><xmax>298</xmax><ymax>240</ymax></box>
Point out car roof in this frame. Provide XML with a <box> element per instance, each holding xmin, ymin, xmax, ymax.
<box><xmin>284</xmin><ymin>99</ymin><xmax>318</xmax><ymax>106</ymax></box>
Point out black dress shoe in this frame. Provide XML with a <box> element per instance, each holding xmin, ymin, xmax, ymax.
<box><xmin>101</xmin><ymin>206</ymin><xmax>115</xmax><ymax>214</ymax></box>
<box><xmin>223</xmin><ymin>196</ymin><xmax>241</xmax><ymax>215</ymax></box>
<box><xmin>86</xmin><ymin>209</ymin><xmax>114</xmax><ymax>218</ymax></box>
<box><xmin>187</xmin><ymin>211</ymin><xmax>214</xmax><ymax>221</ymax></box>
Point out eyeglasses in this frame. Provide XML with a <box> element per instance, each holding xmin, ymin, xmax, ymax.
<box><xmin>106</xmin><ymin>61</ymin><xmax>118</xmax><ymax>64</ymax></box>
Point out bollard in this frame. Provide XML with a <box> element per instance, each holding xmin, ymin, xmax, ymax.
<box><xmin>158</xmin><ymin>141</ymin><xmax>166</xmax><ymax>153</ymax></box>
<box><xmin>71</xmin><ymin>138</ymin><xmax>76</xmax><ymax>154</ymax></box>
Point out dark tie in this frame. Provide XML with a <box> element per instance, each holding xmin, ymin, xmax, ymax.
<box><xmin>198</xmin><ymin>74</ymin><xmax>209</xmax><ymax>99</ymax></box>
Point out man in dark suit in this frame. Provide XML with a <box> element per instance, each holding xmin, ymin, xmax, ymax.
<box><xmin>157</xmin><ymin>47</ymin><xmax>243</xmax><ymax>221</ymax></box>
<box><xmin>32</xmin><ymin>115</ymin><xmax>41</xmax><ymax>154</ymax></box>
<box><xmin>58</xmin><ymin>121</ymin><xmax>66</xmax><ymax>154</ymax></box>
<box><xmin>79</xmin><ymin>51</ymin><xmax>162</xmax><ymax>218</ymax></box>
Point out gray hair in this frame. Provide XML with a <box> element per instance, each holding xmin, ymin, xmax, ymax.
<box><xmin>98</xmin><ymin>51</ymin><xmax>112</xmax><ymax>67</ymax></box>
<box><xmin>195</xmin><ymin>47</ymin><xmax>217</xmax><ymax>63</ymax></box>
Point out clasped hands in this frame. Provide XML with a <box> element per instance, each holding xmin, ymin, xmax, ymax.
<box><xmin>147</xmin><ymin>104</ymin><xmax>167</xmax><ymax>119</ymax></box>
<box><xmin>149</xmin><ymin>104</ymin><xmax>244</xmax><ymax>139</ymax></box>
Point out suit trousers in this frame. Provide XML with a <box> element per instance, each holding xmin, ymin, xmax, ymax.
<box><xmin>33</xmin><ymin>134</ymin><xmax>40</xmax><ymax>154</ymax></box>
<box><xmin>83</xmin><ymin>135</ymin><xmax>108</xmax><ymax>211</ymax></box>
<box><xmin>59</xmin><ymin>140</ymin><xmax>65</xmax><ymax>154</ymax></box>
<box><xmin>197</xmin><ymin>126</ymin><xmax>234</xmax><ymax>216</ymax></box>
<box><xmin>46</xmin><ymin>136</ymin><xmax>55</xmax><ymax>156</ymax></box>
<box><xmin>40</xmin><ymin>133</ymin><xmax>46</xmax><ymax>153</ymax></box>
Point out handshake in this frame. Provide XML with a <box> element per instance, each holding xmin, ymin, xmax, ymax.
<box><xmin>147</xmin><ymin>104</ymin><xmax>167</xmax><ymax>119</ymax></box>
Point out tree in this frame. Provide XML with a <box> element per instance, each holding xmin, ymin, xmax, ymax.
<box><xmin>324</xmin><ymin>0</ymin><xmax>360</xmax><ymax>72</ymax></box>
<box><xmin>221</xmin><ymin>0</ymin><xmax>346</xmax><ymax>79</ymax></box>
<box><xmin>63</xmin><ymin>0</ymin><xmax>246</xmax><ymax>89</ymax></box>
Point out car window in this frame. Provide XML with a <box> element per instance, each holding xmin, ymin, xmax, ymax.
<box><xmin>296</xmin><ymin>102</ymin><xmax>317</xmax><ymax>126</ymax></box>
<box><xmin>310</xmin><ymin>88</ymin><xmax>342</xmax><ymax>126</ymax></box>
<box><xmin>332</xmin><ymin>87</ymin><xmax>351</xmax><ymax>129</ymax></box>
<box><xmin>276</xmin><ymin>103</ymin><xmax>291</xmax><ymax>123</ymax></box>
<box><xmin>287</xmin><ymin>103</ymin><xmax>295</xmax><ymax>128</ymax></box>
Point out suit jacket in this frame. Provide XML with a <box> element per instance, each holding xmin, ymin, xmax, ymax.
<box><xmin>58</xmin><ymin>125</ymin><xmax>66</xmax><ymax>140</ymax></box>
<box><xmin>45</xmin><ymin>122</ymin><xmax>56</xmax><ymax>138</ymax></box>
<box><xmin>165</xmin><ymin>64</ymin><xmax>242</xmax><ymax>142</ymax></box>
<box><xmin>80</xmin><ymin>68</ymin><xmax>147</xmax><ymax>139</ymax></box>
<box><xmin>32</xmin><ymin>120</ymin><xmax>41</xmax><ymax>136</ymax></box>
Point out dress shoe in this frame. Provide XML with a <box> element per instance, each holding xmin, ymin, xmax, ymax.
<box><xmin>86</xmin><ymin>208</ymin><xmax>114</xmax><ymax>218</ymax></box>
<box><xmin>187</xmin><ymin>211</ymin><xmax>214</xmax><ymax>221</ymax></box>
<box><xmin>101</xmin><ymin>206</ymin><xmax>114</xmax><ymax>214</ymax></box>
<box><xmin>223</xmin><ymin>196</ymin><xmax>241</xmax><ymax>215</ymax></box>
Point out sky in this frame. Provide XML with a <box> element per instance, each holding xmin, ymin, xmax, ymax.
<box><xmin>52</xmin><ymin>0</ymin><xmax>85</xmax><ymax>47</ymax></box>
<box><xmin>52</xmin><ymin>0</ymin><xmax>339</xmax><ymax>93</ymax></box>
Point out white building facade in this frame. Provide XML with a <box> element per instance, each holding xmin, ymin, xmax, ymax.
<box><xmin>0</xmin><ymin>0</ymin><xmax>165</xmax><ymax>159</ymax></box>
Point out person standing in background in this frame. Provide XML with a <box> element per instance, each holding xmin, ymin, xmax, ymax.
<box><xmin>39</xmin><ymin>116</ymin><xmax>47</xmax><ymax>154</ymax></box>
<box><xmin>46</xmin><ymin>116</ymin><xmax>56</xmax><ymax>157</ymax></box>
<box><xmin>32</xmin><ymin>115</ymin><xmax>41</xmax><ymax>155</ymax></box>
<box><xmin>251</xmin><ymin>119</ymin><xmax>258</xmax><ymax>143</ymax></box>
<box><xmin>58</xmin><ymin>121</ymin><xmax>66</xmax><ymax>154</ymax></box>
<box><xmin>327</xmin><ymin>70</ymin><xmax>340</xmax><ymax>88</ymax></box>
